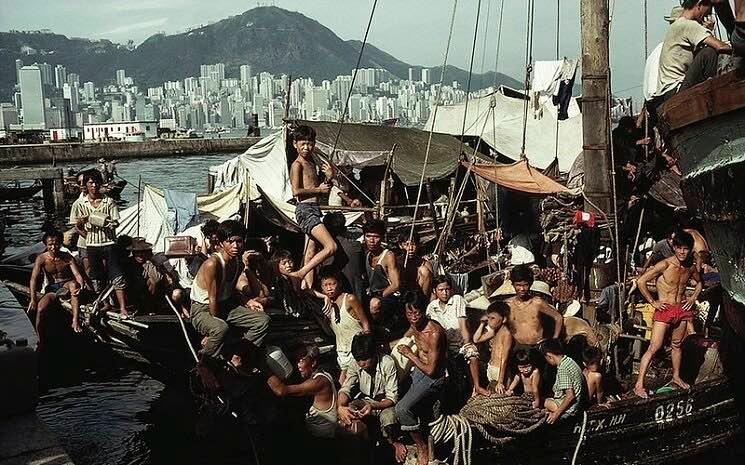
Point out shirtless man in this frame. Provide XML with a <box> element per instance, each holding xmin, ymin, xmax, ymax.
<box><xmin>634</xmin><ymin>231</ymin><xmax>702</xmax><ymax>398</ymax></box>
<box><xmin>267</xmin><ymin>345</ymin><xmax>338</xmax><ymax>438</ymax></box>
<box><xmin>364</xmin><ymin>220</ymin><xmax>400</xmax><ymax>328</ymax></box>
<box><xmin>28</xmin><ymin>230</ymin><xmax>89</xmax><ymax>343</ymax></box>
<box><xmin>289</xmin><ymin>125</ymin><xmax>339</xmax><ymax>286</ymax></box>
<box><xmin>396</xmin><ymin>293</ymin><xmax>447</xmax><ymax>465</ymax></box>
<box><xmin>505</xmin><ymin>265</ymin><xmax>563</xmax><ymax>357</ymax></box>
<box><xmin>683</xmin><ymin>227</ymin><xmax>710</xmax><ymax>272</ymax></box>
<box><xmin>473</xmin><ymin>301</ymin><xmax>513</xmax><ymax>394</ymax></box>
<box><xmin>397</xmin><ymin>231</ymin><xmax>434</xmax><ymax>298</ymax></box>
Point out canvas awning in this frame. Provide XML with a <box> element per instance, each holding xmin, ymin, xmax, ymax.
<box><xmin>425</xmin><ymin>87</ymin><xmax>583</xmax><ymax>172</ymax></box>
<box><xmin>467</xmin><ymin>160</ymin><xmax>571</xmax><ymax>195</ymax></box>
<box><xmin>299</xmin><ymin>120</ymin><xmax>465</xmax><ymax>186</ymax></box>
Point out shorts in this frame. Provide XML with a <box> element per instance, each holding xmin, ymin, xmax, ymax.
<box><xmin>45</xmin><ymin>280</ymin><xmax>71</xmax><ymax>296</ymax></box>
<box><xmin>653</xmin><ymin>304</ymin><xmax>693</xmax><ymax>326</ymax></box>
<box><xmin>78</xmin><ymin>248</ymin><xmax>88</xmax><ymax>259</ymax></box>
<box><xmin>295</xmin><ymin>202</ymin><xmax>323</xmax><ymax>235</ymax></box>
<box><xmin>337</xmin><ymin>349</ymin><xmax>354</xmax><ymax>370</ymax></box>
<box><xmin>486</xmin><ymin>363</ymin><xmax>501</xmax><ymax>383</ymax></box>
<box><xmin>458</xmin><ymin>343</ymin><xmax>479</xmax><ymax>360</ymax></box>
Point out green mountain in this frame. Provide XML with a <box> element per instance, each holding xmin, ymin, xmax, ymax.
<box><xmin>0</xmin><ymin>6</ymin><xmax>519</xmax><ymax>100</ymax></box>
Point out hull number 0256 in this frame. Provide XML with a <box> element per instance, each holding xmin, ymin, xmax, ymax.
<box><xmin>654</xmin><ymin>397</ymin><xmax>694</xmax><ymax>423</ymax></box>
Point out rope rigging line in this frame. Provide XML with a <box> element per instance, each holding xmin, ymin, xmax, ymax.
<box><xmin>405</xmin><ymin>0</ymin><xmax>460</xmax><ymax>263</ymax></box>
<box><xmin>434</xmin><ymin>0</ymin><xmax>486</xmax><ymax>255</ymax></box>
<box><xmin>520</xmin><ymin>0</ymin><xmax>537</xmax><ymax>159</ymax></box>
<box><xmin>553</xmin><ymin>0</ymin><xmax>562</xmax><ymax>164</ymax></box>
<box><xmin>491</xmin><ymin>0</ymin><xmax>505</xmax><ymax>257</ymax></box>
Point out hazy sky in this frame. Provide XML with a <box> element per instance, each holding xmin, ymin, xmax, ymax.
<box><xmin>0</xmin><ymin>0</ymin><xmax>708</xmax><ymax>102</ymax></box>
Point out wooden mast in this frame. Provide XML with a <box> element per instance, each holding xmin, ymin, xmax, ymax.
<box><xmin>580</xmin><ymin>0</ymin><xmax>612</xmax><ymax>215</ymax></box>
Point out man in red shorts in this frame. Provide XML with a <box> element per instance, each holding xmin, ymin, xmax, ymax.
<box><xmin>634</xmin><ymin>231</ymin><xmax>702</xmax><ymax>398</ymax></box>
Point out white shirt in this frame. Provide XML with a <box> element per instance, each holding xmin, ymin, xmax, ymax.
<box><xmin>427</xmin><ymin>294</ymin><xmax>467</xmax><ymax>352</ymax></box>
<box><xmin>643</xmin><ymin>43</ymin><xmax>664</xmax><ymax>101</ymax></box>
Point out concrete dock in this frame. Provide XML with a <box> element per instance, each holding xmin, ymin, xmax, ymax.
<box><xmin>0</xmin><ymin>413</ymin><xmax>75</xmax><ymax>465</ymax></box>
<box><xmin>0</xmin><ymin>137</ymin><xmax>261</xmax><ymax>167</ymax></box>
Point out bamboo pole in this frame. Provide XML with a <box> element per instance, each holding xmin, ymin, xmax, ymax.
<box><xmin>136</xmin><ymin>175</ymin><xmax>142</xmax><ymax>237</ymax></box>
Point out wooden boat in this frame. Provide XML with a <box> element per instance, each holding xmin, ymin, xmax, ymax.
<box><xmin>463</xmin><ymin>376</ymin><xmax>740</xmax><ymax>465</ymax></box>
<box><xmin>0</xmin><ymin>181</ymin><xmax>42</xmax><ymax>202</ymax></box>
<box><xmin>2</xmin><ymin>280</ymin><xmax>334</xmax><ymax>379</ymax></box>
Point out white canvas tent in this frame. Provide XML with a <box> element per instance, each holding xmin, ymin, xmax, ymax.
<box><xmin>424</xmin><ymin>87</ymin><xmax>583</xmax><ymax>172</ymax></box>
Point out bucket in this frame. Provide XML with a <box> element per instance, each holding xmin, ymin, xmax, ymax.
<box><xmin>265</xmin><ymin>345</ymin><xmax>293</xmax><ymax>380</ymax></box>
<box><xmin>88</xmin><ymin>211</ymin><xmax>110</xmax><ymax>228</ymax></box>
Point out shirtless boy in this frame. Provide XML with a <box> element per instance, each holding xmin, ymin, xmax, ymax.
<box><xmin>634</xmin><ymin>231</ymin><xmax>702</xmax><ymax>398</ymax></box>
<box><xmin>473</xmin><ymin>301</ymin><xmax>513</xmax><ymax>394</ymax></box>
<box><xmin>397</xmin><ymin>231</ymin><xmax>434</xmax><ymax>298</ymax></box>
<box><xmin>28</xmin><ymin>230</ymin><xmax>89</xmax><ymax>342</ymax></box>
<box><xmin>318</xmin><ymin>268</ymin><xmax>370</xmax><ymax>384</ymax></box>
<box><xmin>396</xmin><ymin>293</ymin><xmax>447</xmax><ymax>465</ymax></box>
<box><xmin>289</xmin><ymin>125</ymin><xmax>339</xmax><ymax>286</ymax></box>
<box><xmin>506</xmin><ymin>265</ymin><xmax>563</xmax><ymax>357</ymax></box>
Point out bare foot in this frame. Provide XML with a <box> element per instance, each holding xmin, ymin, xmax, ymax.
<box><xmin>119</xmin><ymin>309</ymin><xmax>130</xmax><ymax>319</ymax></box>
<box><xmin>633</xmin><ymin>385</ymin><xmax>649</xmax><ymax>399</ymax></box>
<box><xmin>671</xmin><ymin>377</ymin><xmax>691</xmax><ymax>389</ymax></box>
<box><xmin>392</xmin><ymin>442</ymin><xmax>408</xmax><ymax>463</ymax></box>
<box><xmin>71</xmin><ymin>319</ymin><xmax>82</xmax><ymax>333</ymax></box>
<box><xmin>473</xmin><ymin>386</ymin><xmax>492</xmax><ymax>397</ymax></box>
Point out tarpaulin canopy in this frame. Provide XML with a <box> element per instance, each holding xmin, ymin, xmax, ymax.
<box><xmin>424</xmin><ymin>86</ymin><xmax>583</xmax><ymax>172</ymax></box>
<box><xmin>467</xmin><ymin>160</ymin><xmax>571</xmax><ymax>195</ymax></box>
<box><xmin>299</xmin><ymin>120</ymin><xmax>465</xmax><ymax>186</ymax></box>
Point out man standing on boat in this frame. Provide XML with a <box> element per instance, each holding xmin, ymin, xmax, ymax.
<box><xmin>634</xmin><ymin>231</ymin><xmax>702</xmax><ymax>398</ymax></box>
<box><xmin>395</xmin><ymin>292</ymin><xmax>447</xmax><ymax>465</ymax></box>
<box><xmin>363</xmin><ymin>219</ymin><xmax>401</xmax><ymax>336</ymax></box>
<box><xmin>189</xmin><ymin>220</ymin><xmax>270</xmax><ymax>358</ymax></box>
<box><xmin>505</xmin><ymin>265</ymin><xmax>563</xmax><ymax>359</ymax></box>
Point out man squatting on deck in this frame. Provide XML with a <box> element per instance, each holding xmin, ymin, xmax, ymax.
<box><xmin>634</xmin><ymin>231</ymin><xmax>702</xmax><ymax>398</ymax></box>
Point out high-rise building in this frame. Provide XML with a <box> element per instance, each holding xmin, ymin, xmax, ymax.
<box><xmin>67</xmin><ymin>73</ymin><xmax>80</xmax><ymax>87</ymax></box>
<box><xmin>35</xmin><ymin>62</ymin><xmax>53</xmax><ymax>86</ymax></box>
<box><xmin>54</xmin><ymin>64</ymin><xmax>67</xmax><ymax>89</ymax></box>
<box><xmin>83</xmin><ymin>82</ymin><xmax>95</xmax><ymax>102</ymax></box>
<box><xmin>239</xmin><ymin>65</ymin><xmax>252</xmax><ymax>86</ymax></box>
<box><xmin>15</xmin><ymin>59</ymin><xmax>23</xmax><ymax>84</ymax></box>
<box><xmin>421</xmin><ymin>68</ymin><xmax>432</xmax><ymax>84</ymax></box>
<box><xmin>116</xmin><ymin>69</ymin><xmax>127</xmax><ymax>86</ymax></box>
<box><xmin>408</xmin><ymin>67</ymin><xmax>418</xmax><ymax>82</ymax></box>
<box><xmin>63</xmin><ymin>83</ymin><xmax>79</xmax><ymax>113</ymax></box>
<box><xmin>19</xmin><ymin>65</ymin><xmax>46</xmax><ymax>129</ymax></box>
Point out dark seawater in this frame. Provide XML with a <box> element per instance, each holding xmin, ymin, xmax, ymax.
<box><xmin>3</xmin><ymin>152</ymin><xmax>744</xmax><ymax>465</ymax></box>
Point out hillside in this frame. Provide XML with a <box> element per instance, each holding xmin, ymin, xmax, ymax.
<box><xmin>0</xmin><ymin>6</ymin><xmax>519</xmax><ymax>100</ymax></box>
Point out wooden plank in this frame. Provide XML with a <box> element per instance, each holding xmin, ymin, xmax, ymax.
<box><xmin>658</xmin><ymin>70</ymin><xmax>745</xmax><ymax>135</ymax></box>
<box><xmin>0</xmin><ymin>167</ymin><xmax>63</xmax><ymax>181</ymax></box>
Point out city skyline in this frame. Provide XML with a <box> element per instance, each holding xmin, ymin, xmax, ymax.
<box><xmin>0</xmin><ymin>0</ymin><xmax>688</xmax><ymax>102</ymax></box>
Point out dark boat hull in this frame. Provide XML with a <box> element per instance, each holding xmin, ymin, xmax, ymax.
<box><xmin>0</xmin><ymin>183</ymin><xmax>42</xmax><ymax>201</ymax></box>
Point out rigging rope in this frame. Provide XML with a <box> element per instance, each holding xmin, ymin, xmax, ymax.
<box><xmin>492</xmin><ymin>0</ymin><xmax>505</xmax><ymax>255</ymax></box>
<box><xmin>434</xmin><ymin>0</ymin><xmax>486</xmax><ymax>255</ymax></box>
<box><xmin>553</xmin><ymin>0</ymin><xmax>562</xmax><ymax>164</ymax></box>
<box><xmin>520</xmin><ymin>0</ymin><xmax>537</xmax><ymax>159</ymax></box>
<box><xmin>405</xmin><ymin>0</ymin><xmax>460</xmax><ymax>261</ymax></box>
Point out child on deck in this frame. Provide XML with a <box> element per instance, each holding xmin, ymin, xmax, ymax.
<box><xmin>542</xmin><ymin>338</ymin><xmax>584</xmax><ymax>424</ymax></box>
<box><xmin>473</xmin><ymin>301</ymin><xmax>513</xmax><ymax>394</ymax></box>
<box><xmin>582</xmin><ymin>346</ymin><xmax>605</xmax><ymax>405</ymax></box>
<box><xmin>318</xmin><ymin>267</ymin><xmax>371</xmax><ymax>384</ymax></box>
<box><xmin>505</xmin><ymin>349</ymin><xmax>542</xmax><ymax>409</ymax></box>
<box><xmin>289</xmin><ymin>125</ymin><xmax>339</xmax><ymax>287</ymax></box>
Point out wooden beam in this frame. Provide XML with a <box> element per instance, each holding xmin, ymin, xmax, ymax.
<box><xmin>0</xmin><ymin>167</ymin><xmax>64</xmax><ymax>182</ymax></box>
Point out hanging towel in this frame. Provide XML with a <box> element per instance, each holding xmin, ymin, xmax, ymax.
<box><xmin>164</xmin><ymin>189</ymin><xmax>198</xmax><ymax>233</ymax></box>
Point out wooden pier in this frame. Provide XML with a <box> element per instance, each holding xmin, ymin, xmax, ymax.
<box><xmin>0</xmin><ymin>167</ymin><xmax>65</xmax><ymax>211</ymax></box>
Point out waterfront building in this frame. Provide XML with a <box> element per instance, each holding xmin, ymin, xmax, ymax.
<box><xmin>19</xmin><ymin>65</ymin><xmax>47</xmax><ymax>129</ymax></box>
<box><xmin>0</xmin><ymin>103</ymin><xmax>19</xmax><ymax>134</ymax></box>
<box><xmin>63</xmin><ymin>83</ymin><xmax>79</xmax><ymax>113</ymax></box>
<box><xmin>116</xmin><ymin>69</ymin><xmax>127</xmax><ymax>86</ymax></box>
<box><xmin>83</xmin><ymin>120</ymin><xmax>159</xmax><ymax>141</ymax></box>
<box><xmin>422</xmin><ymin>68</ymin><xmax>432</xmax><ymax>84</ymax></box>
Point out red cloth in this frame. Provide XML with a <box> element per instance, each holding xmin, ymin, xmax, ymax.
<box><xmin>572</xmin><ymin>210</ymin><xmax>596</xmax><ymax>228</ymax></box>
<box><xmin>653</xmin><ymin>304</ymin><xmax>693</xmax><ymax>326</ymax></box>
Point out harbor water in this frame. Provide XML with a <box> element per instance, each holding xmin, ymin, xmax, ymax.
<box><xmin>2</xmin><ymin>153</ymin><xmax>744</xmax><ymax>465</ymax></box>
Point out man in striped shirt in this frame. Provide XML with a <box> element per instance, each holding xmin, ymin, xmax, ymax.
<box><xmin>70</xmin><ymin>170</ymin><xmax>129</xmax><ymax>318</ymax></box>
